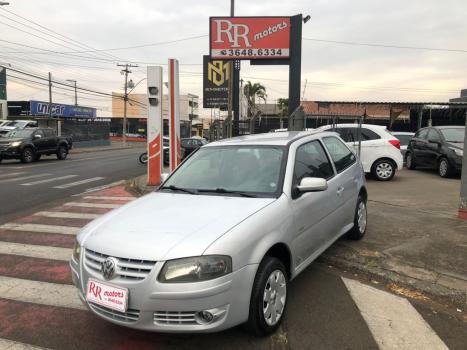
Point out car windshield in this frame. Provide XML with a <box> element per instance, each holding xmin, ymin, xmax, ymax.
<box><xmin>440</xmin><ymin>128</ymin><xmax>465</xmax><ymax>143</ymax></box>
<box><xmin>4</xmin><ymin>121</ymin><xmax>27</xmax><ymax>127</ymax></box>
<box><xmin>394</xmin><ymin>134</ymin><xmax>413</xmax><ymax>146</ymax></box>
<box><xmin>5</xmin><ymin>129</ymin><xmax>34</xmax><ymax>138</ymax></box>
<box><xmin>162</xmin><ymin>146</ymin><xmax>285</xmax><ymax>196</ymax></box>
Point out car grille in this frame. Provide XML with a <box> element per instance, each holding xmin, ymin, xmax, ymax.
<box><xmin>153</xmin><ymin>311</ymin><xmax>197</xmax><ymax>325</ymax></box>
<box><xmin>89</xmin><ymin>302</ymin><xmax>140</xmax><ymax>323</ymax></box>
<box><xmin>84</xmin><ymin>248</ymin><xmax>156</xmax><ymax>281</ymax></box>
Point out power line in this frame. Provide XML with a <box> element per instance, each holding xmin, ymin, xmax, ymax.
<box><xmin>303</xmin><ymin>37</ymin><xmax>467</xmax><ymax>54</ymax></box>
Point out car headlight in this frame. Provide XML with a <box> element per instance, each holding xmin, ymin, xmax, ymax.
<box><xmin>449</xmin><ymin>147</ymin><xmax>463</xmax><ymax>157</ymax></box>
<box><xmin>158</xmin><ymin>255</ymin><xmax>232</xmax><ymax>283</ymax></box>
<box><xmin>9</xmin><ymin>141</ymin><xmax>22</xmax><ymax>147</ymax></box>
<box><xmin>72</xmin><ymin>241</ymin><xmax>81</xmax><ymax>262</ymax></box>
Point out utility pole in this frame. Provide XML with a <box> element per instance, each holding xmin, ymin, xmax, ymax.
<box><xmin>117</xmin><ymin>63</ymin><xmax>138</xmax><ymax>146</ymax></box>
<box><xmin>48</xmin><ymin>72</ymin><xmax>52</xmax><ymax>119</ymax></box>
<box><xmin>459</xmin><ymin>110</ymin><xmax>467</xmax><ymax>220</ymax></box>
<box><xmin>66</xmin><ymin>79</ymin><xmax>78</xmax><ymax>106</ymax></box>
<box><xmin>225</xmin><ymin>0</ymin><xmax>235</xmax><ymax>138</ymax></box>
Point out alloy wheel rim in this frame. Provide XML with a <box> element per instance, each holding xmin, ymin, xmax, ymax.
<box><xmin>376</xmin><ymin>162</ymin><xmax>393</xmax><ymax>179</ymax></box>
<box><xmin>263</xmin><ymin>269</ymin><xmax>287</xmax><ymax>326</ymax></box>
<box><xmin>357</xmin><ymin>201</ymin><xmax>367</xmax><ymax>233</ymax></box>
<box><xmin>439</xmin><ymin>160</ymin><xmax>447</xmax><ymax>176</ymax></box>
<box><xmin>25</xmin><ymin>150</ymin><xmax>32</xmax><ymax>161</ymax></box>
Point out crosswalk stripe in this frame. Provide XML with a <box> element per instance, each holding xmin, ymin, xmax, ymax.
<box><xmin>0</xmin><ymin>338</ymin><xmax>50</xmax><ymax>350</ymax></box>
<box><xmin>342</xmin><ymin>278</ymin><xmax>448</xmax><ymax>350</ymax></box>
<box><xmin>0</xmin><ymin>174</ymin><xmax>51</xmax><ymax>184</ymax></box>
<box><xmin>0</xmin><ymin>223</ymin><xmax>80</xmax><ymax>235</ymax></box>
<box><xmin>20</xmin><ymin>175</ymin><xmax>78</xmax><ymax>186</ymax></box>
<box><xmin>64</xmin><ymin>202</ymin><xmax>121</xmax><ymax>209</ymax></box>
<box><xmin>0</xmin><ymin>171</ymin><xmax>26</xmax><ymax>179</ymax></box>
<box><xmin>0</xmin><ymin>276</ymin><xmax>85</xmax><ymax>310</ymax></box>
<box><xmin>83</xmin><ymin>195</ymin><xmax>134</xmax><ymax>201</ymax></box>
<box><xmin>34</xmin><ymin>211</ymin><xmax>101</xmax><ymax>219</ymax></box>
<box><xmin>52</xmin><ymin>177</ymin><xmax>104</xmax><ymax>189</ymax></box>
<box><xmin>0</xmin><ymin>241</ymin><xmax>72</xmax><ymax>261</ymax></box>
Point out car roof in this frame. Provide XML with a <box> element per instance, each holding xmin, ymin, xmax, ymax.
<box><xmin>319</xmin><ymin>123</ymin><xmax>387</xmax><ymax>129</ymax></box>
<box><xmin>432</xmin><ymin>125</ymin><xmax>465</xmax><ymax>129</ymax></box>
<box><xmin>205</xmin><ymin>130</ymin><xmax>335</xmax><ymax>147</ymax></box>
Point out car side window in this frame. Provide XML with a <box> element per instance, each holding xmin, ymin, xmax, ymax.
<box><xmin>43</xmin><ymin>129</ymin><xmax>55</xmax><ymax>137</ymax></box>
<box><xmin>360</xmin><ymin>128</ymin><xmax>381</xmax><ymax>140</ymax></box>
<box><xmin>293</xmin><ymin>140</ymin><xmax>334</xmax><ymax>187</ymax></box>
<box><xmin>33</xmin><ymin>130</ymin><xmax>44</xmax><ymax>138</ymax></box>
<box><xmin>322</xmin><ymin>136</ymin><xmax>357</xmax><ymax>173</ymax></box>
<box><xmin>427</xmin><ymin>129</ymin><xmax>441</xmax><ymax>142</ymax></box>
<box><xmin>415</xmin><ymin>129</ymin><xmax>429</xmax><ymax>140</ymax></box>
<box><xmin>333</xmin><ymin>128</ymin><xmax>353</xmax><ymax>142</ymax></box>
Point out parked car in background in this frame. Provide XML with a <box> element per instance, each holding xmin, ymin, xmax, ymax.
<box><xmin>317</xmin><ymin>124</ymin><xmax>403</xmax><ymax>181</ymax></box>
<box><xmin>163</xmin><ymin>136</ymin><xmax>187</xmax><ymax>166</ymax></box>
<box><xmin>0</xmin><ymin>128</ymin><xmax>72</xmax><ymax>163</ymax></box>
<box><xmin>181</xmin><ymin>137</ymin><xmax>208</xmax><ymax>157</ymax></box>
<box><xmin>0</xmin><ymin>120</ymin><xmax>38</xmax><ymax>137</ymax></box>
<box><xmin>406</xmin><ymin>126</ymin><xmax>464</xmax><ymax>178</ymax></box>
<box><xmin>71</xmin><ymin>131</ymin><xmax>367</xmax><ymax>335</ymax></box>
<box><xmin>391</xmin><ymin>131</ymin><xmax>415</xmax><ymax>159</ymax></box>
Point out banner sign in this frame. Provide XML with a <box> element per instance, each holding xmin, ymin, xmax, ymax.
<box><xmin>210</xmin><ymin>17</ymin><xmax>290</xmax><ymax>59</ymax></box>
<box><xmin>30</xmin><ymin>100</ymin><xmax>96</xmax><ymax>118</ymax></box>
<box><xmin>203</xmin><ymin>55</ymin><xmax>230</xmax><ymax>109</ymax></box>
<box><xmin>0</xmin><ymin>67</ymin><xmax>6</xmax><ymax>100</ymax></box>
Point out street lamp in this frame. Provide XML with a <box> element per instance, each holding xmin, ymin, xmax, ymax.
<box><xmin>66</xmin><ymin>79</ymin><xmax>77</xmax><ymax>106</ymax></box>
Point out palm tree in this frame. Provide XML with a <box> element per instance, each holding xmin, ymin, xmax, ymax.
<box><xmin>243</xmin><ymin>81</ymin><xmax>267</xmax><ymax>118</ymax></box>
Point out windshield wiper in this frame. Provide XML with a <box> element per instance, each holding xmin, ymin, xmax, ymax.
<box><xmin>197</xmin><ymin>188</ymin><xmax>258</xmax><ymax>198</ymax></box>
<box><xmin>160</xmin><ymin>185</ymin><xmax>198</xmax><ymax>195</ymax></box>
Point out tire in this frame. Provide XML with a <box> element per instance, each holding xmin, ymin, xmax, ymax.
<box><xmin>139</xmin><ymin>152</ymin><xmax>148</xmax><ymax>164</ymax></box>
<box><xmin>56</xmin><ymin>145</ymin><xmax>68</xmax><ymax>160</ymax></box>
<box><xmin>346</xmin><ymin>195</ymin><xmax>367</xmax><ymax>240</ymax></box>
<box><xmin>406</xmin><ymin>152</ymin><xmax>416</xmax><ymax>170</ymax></box>
<box><xmin>438</xmin><ymin>157</ymin><xmax>452</xmax><ymax>178</ymax></box>
<box><xmin>20</xmin><ymin>147</ymin><xmax>34</xmax><ymax>163</ymax></box>
<box><xmin>245</xmin><ymin>257</ymin><xmax>288</xmax><ymax>336</ymax></box>
<box><xmin>371</xmin><ymin>159</ymin><xmax>395</xmax><ymax>181</ymax></box>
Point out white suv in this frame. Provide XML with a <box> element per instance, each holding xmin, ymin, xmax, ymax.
<box><xmin>317</xmin><ymin>124</ymin><xmax>403</xmax><ymax>181</ymax></box>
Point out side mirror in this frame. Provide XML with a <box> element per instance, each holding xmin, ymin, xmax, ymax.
<box><xmin>33</xmin><ymin>134</ymin><xmax>42</xmax><ymax>139</ymax></box>
<box><xmin>297</xmin><ymin>177</ymin><xmax>328</xmax><ymax>192</ymax></box>
<box><xmin>160</xmin><ymin>173</ymin><xmax>169</xmax><ymax>183</ymax></box>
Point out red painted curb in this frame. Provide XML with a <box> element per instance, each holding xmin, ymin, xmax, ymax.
<box><xmin>0</xmin><ymin>230</ymin><xmax>75</xmax><ymax>249</ymax></box>
<box><xmin>458</xmin><ymin>208</ymin><xmax>467</xmax><ymax>220</ymax></box>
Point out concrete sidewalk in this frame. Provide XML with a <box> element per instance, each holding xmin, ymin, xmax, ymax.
<box><xmin>128</xmin><ymin>170</ymin><xmax>467</xmax><ymax>309</ymax></box>
<box><xmin>71</xmin><ymin>141</ymin><xmax>145</xmax><ymax>154</ymax></box>
<box><xmin>321</xmin><ymin>169</ymin><xmax>467</xmax><ymax>309</ymax></box>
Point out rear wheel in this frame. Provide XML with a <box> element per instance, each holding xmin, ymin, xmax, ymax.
<box><xmin>20</xmin><ymin>147</ymin><xmax>34</xmax><ymax>163</ymax></box>
<box><xmin>371</xmin><ymin>159</ymin><xmax>395</xmax><ymax>181</ymax></box>
<box><xmin>438</xmin><ymin>157</ymin><xmax>452</xmax><ymax>178</ymax></box>
<box><xmin>245</xmin><ymin>257</ymin><xmax>288</xmax><ymax>336</ymax></box>
<box><xmin>346</xmin><ymin>195</ymin><xmax>367</xmax><ymax>240</ymax></box>
<box><xmin>57</xmin><ymin>145</ymin><xmax>68</xmax><ymax>160</ymax></box>
<box><xmin>139</xmin><ymin>152</ymin><xmax>148</xmax><ymax>164</ymax></box>
<box><xmin>406</xmin><ymin>152</ymin><xmax>416</xmax><ymax>170</ymax></box>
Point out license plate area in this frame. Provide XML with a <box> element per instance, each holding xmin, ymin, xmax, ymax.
<box><xmin>86</xmin><ymin>278</ymin><xmax>128</xmax><ymax>312</ymax></box>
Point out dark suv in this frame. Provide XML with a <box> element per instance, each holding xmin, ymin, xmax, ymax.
<box><xmin>406</xmin><ymin>126</ymin><xmax>464</xmax><ymax>177</ymax></box>
<box><xmin>0</xmin><ymin>128</ymin><xmax>72</xmax><ymax>163</ymax></box>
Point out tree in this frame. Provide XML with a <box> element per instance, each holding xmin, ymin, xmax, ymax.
<box><xmin>243</xmin><ymin>81</ymin><xmax>267</xmax><ymax>118</ymax></box>
<box><xmin>277</xmin><ymin>98</ymin><xmax>289</xmax><ymax>129</ymax></box>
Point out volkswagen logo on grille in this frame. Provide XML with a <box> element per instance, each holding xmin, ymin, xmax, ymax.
<box><xmin>101</xmin><ymin>257</ymin><xmax>118</xmax><ymax>280</ymax></box>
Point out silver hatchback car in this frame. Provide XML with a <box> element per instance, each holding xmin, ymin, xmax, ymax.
<box><xmin>70</xmin><ymin>131</ymin><xmax>367</xmax><ymax>335</ymax></box>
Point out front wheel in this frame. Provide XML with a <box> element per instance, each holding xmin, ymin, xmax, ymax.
<box><xmin>56</xmin><ymin>145</ymin><xmax>68</xmax><ymax>160</ymax></box>
<box><xmin>346</xmin><ymin>195</ymin><xmax>367</xmax><ymax>240</ymax></box>
<box><xmin>245</xmin><ymin>257</ymin><xmax>288</xmax><ymax>336</ymax></box>
<box><xmin>438</xmin><ymin>157</ymin><xmax>452</xmax><ymax>178</ymax></box>
<box><xmin>139</xmin><ymin>152</ymin><xmax>148</xmax><ymax>164</ymax></box>
<box><xmin>371</xmin><ymin>159</ymin><xmax>395</xmax><ymax>181</ymax></box>
<box><xmin>406</xmin><ymin>152</ymin><xmax>416</xmax><ymax>170</ymax></box>
<box><xmin>20</xmin><ymin>147</ymin><xmax>34</xmax><ymax>163</ymax></box>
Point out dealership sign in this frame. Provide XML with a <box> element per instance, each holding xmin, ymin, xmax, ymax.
<box><xmin>203</xmin><ymin>55</ymin><xmax>231</xmax><ymax>109</ymax></box>
<box><xmin>210</xmin><ymin>17</ymin><xmax>290</xmax><ymax>59</ymax></box>
<box><xmin>30</xmin><ymin>100</ymin><xmax>96</xmax><ymax>118</ymax></box>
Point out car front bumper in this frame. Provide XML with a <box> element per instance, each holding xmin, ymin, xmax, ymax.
<box><xmin>0</xmin><ymin>147</ymin><xmax>21</xmax><ymax>159</ymax></box>
<box><xmin>70</xmin><ymin>257</ymin><xmax>257</xmax><ymax>333</ymax></box>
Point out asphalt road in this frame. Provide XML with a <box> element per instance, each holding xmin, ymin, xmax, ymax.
<box><xmin>0</xmin><ymin>146</ymin><xmax>146</xmax><ymax>223</ymax></box>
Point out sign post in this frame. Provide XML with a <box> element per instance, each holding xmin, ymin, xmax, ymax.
<box><xmin>147</xmin><ymin>66</ymin><xmax>163</xmax><ymax>186</ymax></box>
<box><xmin>168</xmin><ymin>59</ymin><xmax>181</xmax><ymax>172</ymax></box>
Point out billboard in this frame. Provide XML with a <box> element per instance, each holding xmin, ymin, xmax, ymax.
<box><xmin>203</xmin><ymin>55</ymin><xmax>231</xmax><ymax>109</ymax></box>
<box><xmin>30</xmin><ymin>100</ymin><xmax>96</xmax><ymax>118</ymax></box>
<box><xmin>210</xmin><ymin>17</ymin><xmax>290</xmax><ymax>59</ymax></box>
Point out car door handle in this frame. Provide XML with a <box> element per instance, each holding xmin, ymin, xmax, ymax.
<box><xmin>337</xmin><ymin>187</ymin><xmax>344</xmax><ymax>196</ymax></box>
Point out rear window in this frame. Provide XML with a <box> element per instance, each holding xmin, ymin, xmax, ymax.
<box><xmin>322</xmin><ymin>136</ymin><xmax>356</xmax><ymax>173</ymax></box>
